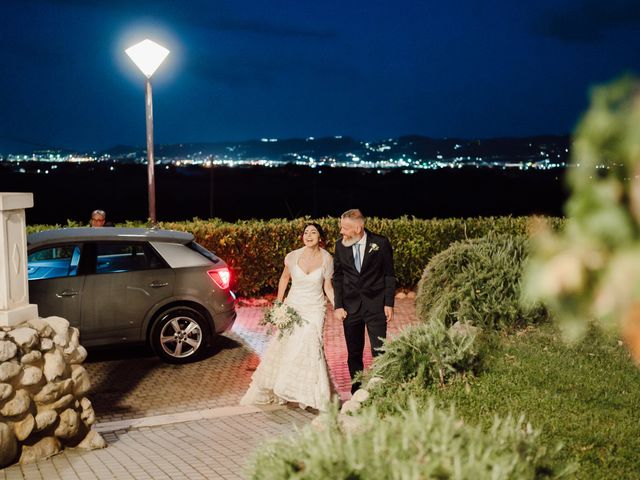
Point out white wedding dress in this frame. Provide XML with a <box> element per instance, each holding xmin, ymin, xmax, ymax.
<box><xmin>240</xmin><ymin>247</ymin><xmax>333</xmax><ymax>411</ymax></box>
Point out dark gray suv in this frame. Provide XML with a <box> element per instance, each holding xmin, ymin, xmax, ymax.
<box><xmin>27</xmin><ymin>227</ymin><xmax>236</xmax><ymax>363</ymax></box>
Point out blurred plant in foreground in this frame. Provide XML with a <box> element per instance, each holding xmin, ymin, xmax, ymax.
<box><xmin>523</xmin><ymin>76</ymin><xmax>640</xmax><ymax>363</ymax></box>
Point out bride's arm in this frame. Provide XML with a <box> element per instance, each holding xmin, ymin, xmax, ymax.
<box><xmin>323</xmin><ymin>277</ymin><xmax>335</xmax><ymax>307</ymax></box>
<box><xmin>322</xmin><ymin>251</ymin><xmax>335</xmax><ymax>307</ymax></box>
<box><xmin>276</xmin><ymin>265</ymin><xmax>291</xmax><ymax>302</ymax></box>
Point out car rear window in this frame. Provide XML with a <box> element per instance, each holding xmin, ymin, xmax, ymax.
<box><xmin>187</xmin><ymin>242</ymin><xmax>220</xmax><ymax>263</ymax></box>
<box><xmin>149</xmin><ymin>241</ymin><xmax>218</xmax><ymax>269</ymax></box>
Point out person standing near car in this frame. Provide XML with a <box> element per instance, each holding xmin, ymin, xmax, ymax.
<box><xmin>89</xmin><ymin>209</ymin><xmax>113</xmax><ymax>227</ymax></box>
<box><xmin>333</xmin><ymin>208</ymin><xmax>396</xmax><ymax>394</ymax></box>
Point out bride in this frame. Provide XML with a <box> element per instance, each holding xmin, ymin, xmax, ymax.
<box><xmin>240</xmin><ymin>223</ymin><xmax>334</xmax><ymax>411</ymax></box>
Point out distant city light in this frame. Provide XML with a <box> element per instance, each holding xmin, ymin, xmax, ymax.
<box><xmin>1</xmin><ymin>136</ymin><xmax>570</xmax><ymax>173</ymax></box>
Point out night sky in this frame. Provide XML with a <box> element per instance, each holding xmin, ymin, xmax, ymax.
<box><xmin>2</xmin><ymin>0</ymin><xmax>639</xmax><ymax>153</ymax></box>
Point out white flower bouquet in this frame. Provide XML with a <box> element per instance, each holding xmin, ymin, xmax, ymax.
<box><xmin>260</xmin><ymin>301</ymin><xmax>305</xmax><ymax>338</ymax></box>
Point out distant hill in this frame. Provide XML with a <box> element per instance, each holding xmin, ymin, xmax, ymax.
<box><xmin>96</xmin><ymin>134</ymin><xmax>570</xmax><ymax>165</ymax></box>
<box><xmin>0</xmin><ymin>137</ymin><xmax>71</xmax><ymax>156</ymax></box>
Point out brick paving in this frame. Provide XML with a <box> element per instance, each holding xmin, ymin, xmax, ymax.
<box><xmin>0</xmin><ymin>298</ymin><xmax>418</xmax><ymax>479</ymax></box>
<box><xmin>85</xmin><ymin>298</ymin><xmax>417</xmax><ymax>422</ymax></box>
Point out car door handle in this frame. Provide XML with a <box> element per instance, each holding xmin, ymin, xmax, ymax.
<box><xmin>56</xmin><ymin>290</ymin><xmax>78</xmax><ymax>298</ymax></box>
<box><xmin>149</xmin><ymin>281</ymin><xmax>169</xmax><ymax>288</ymax></box>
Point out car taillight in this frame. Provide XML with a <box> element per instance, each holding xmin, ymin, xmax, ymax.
<box><xmin>207</xmin><ymin>267</ymin><xmax>231</xmax><ymax>290</ymax></box>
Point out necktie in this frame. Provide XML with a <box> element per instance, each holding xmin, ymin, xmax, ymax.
<box><xmin>353</xmin><ymin>243</ymin><xmax>361</xmax><ymax>273</ymax></box>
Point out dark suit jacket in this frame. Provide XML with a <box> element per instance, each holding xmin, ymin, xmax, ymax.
<box><xmin>333</xmin><ymin>229</ymin><xmax>396</xmax><ymax>315</ymax></box>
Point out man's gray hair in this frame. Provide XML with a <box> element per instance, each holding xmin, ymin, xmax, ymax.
<box><xmin>341</xmin><ymin>209</ymin><xmax>365</xmax><ymax>224</ymax></box>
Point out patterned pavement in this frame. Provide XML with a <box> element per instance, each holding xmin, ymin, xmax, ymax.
<box><xmin>0</xmin><ymin>298</ymin><xmax>418</xmax><ymax>479</ymax></box>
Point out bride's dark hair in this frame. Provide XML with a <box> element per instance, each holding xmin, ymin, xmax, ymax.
<box><xmin>302</xmin><ymin>222</ymin><xmax>326</xmax><ymax>248</ymax></box>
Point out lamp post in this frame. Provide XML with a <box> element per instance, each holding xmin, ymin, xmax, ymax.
<box><xmin>125</xmin><ymin>39</ymin><xmax>170</xmax><ymax>225</ymax></box>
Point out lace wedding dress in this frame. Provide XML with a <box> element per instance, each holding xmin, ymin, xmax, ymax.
<box><xmin>240</xmin><ymin>247</ymin><xmax>333</xmax><ymax>411</ymax></box>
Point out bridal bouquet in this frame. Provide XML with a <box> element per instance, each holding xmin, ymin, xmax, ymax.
<box><xmin>261</xmin><ymin>301</ymin><xmax>305</xmax><ymax>338</ymax></box>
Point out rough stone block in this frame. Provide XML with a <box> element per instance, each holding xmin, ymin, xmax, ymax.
<box><xmin>64</xmin><ymin>328</ymin><xmax>80</xmax><ymax>354</ymax></box>
<box><xmin>19</xmin><ymin>436</ymin><xmax>61</xmax><ymax>464</ymax></box>
<box><xmin>54</xmin><ymin>408</ymin><xmax>79</xmax><ymax>439</ymax></box>
<box><xmin>0</xmin><ymin>361</ymin><xmax>21</xmax><ymax>382</ymax></box>
<box><xmin>66</xmin><ymin>345</ymin><xmax>87</xmax><ymax>365</ymax></box>
<box><xmin>40</xmin><ymin>338</ymin><xmax>54</xmax><ymax>351</ymax></box>
<box><xmin>13</xmin><ymin>413</ymin><xmax>34</xmax><ymax>441</ymax></box>
<box><xmin>34</xmin><ymin>379</ymin><xmax>72</xmax><ymax>404</ymax></box>
<box><xmin>34</xmin><ymin>410</ymin><xmax>57</xmax><ymax>431</ymax></box>
<box><xmin>70</xmin><ymin>365</ymin><xmax>91</xmax><ymax>397</ymax></box>
<box><xmin>25</xmin><ymin>319</ymin><xmax>53</xmax><ymax>338</ymax></box>
<box><xmin>340</xmin><ymin>399</ymin><xmax>361</xmax><ymax>414</ymax></box>
<box><xmin>351</xmin><ymin>389</ymin><xmax>370</xmax><ymax>403</ymax></box>
<box><xmin>365</xmin><ymin>376</ymin><xmax>384</xmax><ymax>390</ymax></box>
<box><xmin>0</xmin><ymin>341</ymin><xmax>17</xmax><ymax>362</ymax></box>
<box><xmin>80</xmin><ymin>397</ymin><xmax>92</xmax><ymax>410</ymax></box>
<box><xmin>19</xmin><ymin>366</ymin><xmax>43</xmax><ymax>387</ymax></box>
<box><xmin>80</xmin><ymin>403</ymin><xmax>95</xmax><ymax>426</ymax></box>
<box><xmin>43</xmin><ymin>348</ymin><xmax>66</xmax><ymax>382</ymax></box>
<box><xmin>0</xmin><ymin>422</ymin><xmax>17</xmax><ymax>468</ymax></box>
<box><xmin>76</xmin><ymin>430</ymin><xmax>106</xmax><ymax>450</ymax></box>
<box><xmin>20</xmin><ymin>350</ymin><xmax>42</xmax><ymax>365</ymax></box>
<box><xmin>49</xmin><ymin>393</ymin><xmax>74</xmax><ymax>411</ymax></box>
<box><xmin>41</xmin><ymin>317</ymin><xmax>69</xmax><ymax>344</ymax></box>
<box><xmin>0</xmin><ymin>389</ymin><xmax>31</xmax><ymax>417</ymax></box>
<box><xmin>8</xmin><ymin>328</ymin><xmax>39</xmax><ymax>350</ymax></box>
<box><xmin>0</xmin><ymin>383</ymin><xmax>13</xmax><ymax>401</ymax></box>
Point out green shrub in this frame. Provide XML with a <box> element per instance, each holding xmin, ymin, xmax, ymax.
<box><xmin>416</xmin><ymin>234</ymin><xmax>547</xmax><ymax>330</ymax></box>
<box><xmin>28</xmin><ymin>216</ymin><xmax>563</xmax><ymax>297</ymax></box>
<box><xmin>360</xmin><ymin>319</ymin><xmax>479</xmax><ymax>390</ymax></box>
<box><xmin>247</xmin><ymin>400</ymin><xmax>574</xmax><ymax>480</ymax></box>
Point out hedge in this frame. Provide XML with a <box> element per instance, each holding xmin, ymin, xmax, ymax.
<box><xmin>28</xmin><ymin>216</ymin><xmax>563</xmax><ymax>297</ymax></box>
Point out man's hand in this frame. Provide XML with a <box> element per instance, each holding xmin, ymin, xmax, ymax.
<box><xmin>384</xmin><ymin>306</ymin><xmax>394</xmax><ymax>322</ymax></box>
<box><xmin>334</xmin><ymin>307</ymin><xmax>348</xmax><ymax>321</ymax></box>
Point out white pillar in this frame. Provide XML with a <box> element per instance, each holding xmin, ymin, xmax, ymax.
<box><xmin>0</xmin><ymin>192</ymin><xmax>38</xmax><ymax>326</ymax></box>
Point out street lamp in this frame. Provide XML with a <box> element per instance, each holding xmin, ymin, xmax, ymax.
<box><xmin>125</xmin><ymin>38</ymin><xmax>170</xmax><ymax>224</ymax></box>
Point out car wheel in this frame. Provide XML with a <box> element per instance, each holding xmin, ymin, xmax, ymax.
<box><xmin>151</xmin><ymin>307</ymin><xmax>209</xmax><ymax>363</ymax></box>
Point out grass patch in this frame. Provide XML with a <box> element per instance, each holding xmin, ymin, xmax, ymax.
<box><xmin>414</xmin><ymin>324</ymin><xmax>640</xmax><ymax>479</ymax></box>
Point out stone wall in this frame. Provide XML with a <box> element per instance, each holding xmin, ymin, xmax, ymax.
<box><xmin>0</xmin><ymin>316</ymin><xmax>105</xmax><ymax>467</ymax></box>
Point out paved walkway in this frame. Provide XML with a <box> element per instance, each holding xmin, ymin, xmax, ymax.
<box><xmin>0</xmin><ymin>298</ymin><xmax>418</xmax><ymax>479</ymax></box>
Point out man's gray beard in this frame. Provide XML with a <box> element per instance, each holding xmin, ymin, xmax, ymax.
<box><xmin>341</xmin><ymin>236</ymin><xmax>359</xmax><ymax>247</ymax></box>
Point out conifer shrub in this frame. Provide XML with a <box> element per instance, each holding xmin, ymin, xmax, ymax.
<box><xmin>247</xmin><ymin>400</ymin><xmax>574</xmax><ymax>480</ymax></box>
<box><xmin>361</xmin><ymin>319</ymin><xmax>479</xmax><ymax>390</ymax></box>
<box><xmin>416</xmin><ymin>234</ymin><xmax>546</xmax><ymax>330</ymax></box>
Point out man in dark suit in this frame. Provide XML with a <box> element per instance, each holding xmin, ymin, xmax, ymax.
<box><xmin>333</xmin><ymin>209</ymin><xmax>395</xmax><ymax>394</ymax></box>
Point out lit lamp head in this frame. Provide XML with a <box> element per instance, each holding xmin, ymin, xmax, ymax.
<box><xmin>125</xmin><ymin>38</ymin><xmax>170</xmax><ymax>78</ymax></box>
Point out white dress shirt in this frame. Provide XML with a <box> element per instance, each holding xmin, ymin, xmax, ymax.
<box><xmin>353</xmin><ymin>232</ymin><xmax>367</xmax><ymax>269</ymax></box>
